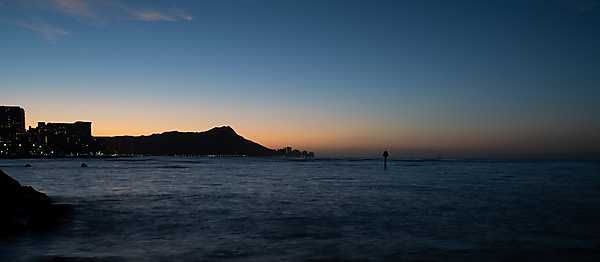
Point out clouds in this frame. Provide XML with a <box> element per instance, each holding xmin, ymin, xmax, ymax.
<box><xmin>1</xmin><ymin>0</ymin><xmax>192</xmax><ymax>43</ymax></box>
<box><xmin>551</xmin><ymin>0</ymin><xmax>599</xmax><ymax>15</ymax></box>
<box><xmin>559</xmin><ymin>0</ymin><xmax>599</xmax><ymax>11</ymax></box>
<box><xmin>3</xmin><ymin>16</ymin><xmax>70</xmax><ymax>44</ymax></box>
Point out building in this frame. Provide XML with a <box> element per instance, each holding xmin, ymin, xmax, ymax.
<box><xmin>0</xmin><ymin>106</ymin><xmax>26</xmax><ymax>155</ymax></box>
<box><xmin>29</xmin><ymin>121</ymin><xmax>93</xmax><ymax>155</ymax></box>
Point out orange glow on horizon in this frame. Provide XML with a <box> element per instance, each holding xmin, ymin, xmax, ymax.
<box><xmin>20</xmin><ymin>104</ymin><xmax>599</xmax><ymax>159</ymax></box>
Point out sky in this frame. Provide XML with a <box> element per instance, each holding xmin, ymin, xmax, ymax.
<box><xmin>1</xmin><ymin>0</ymin><xmax>599</xmax><ymax>159</ymax></box>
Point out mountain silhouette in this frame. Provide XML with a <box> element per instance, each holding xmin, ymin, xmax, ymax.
<box><xmin>100</xmin><ymin>126</ymin><xmax>278</xmax><ymax>156</ymax></box>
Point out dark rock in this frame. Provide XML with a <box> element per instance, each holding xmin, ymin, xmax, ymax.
<box><xmin>36</xmin><ymin>255</ymin><xmax>128</xmax><ymax>262</ymax></box>
<box><xmin>0</xmin><ymin>213</ymin><xmax>26</xmax><ymax>235</ymax></box>
<box><xmin>22</xmin><ymin>185</ymin><xmax>52</xmax><ymax>206</ymax></box>
<box><xmin>0</xmin><ymin>169</ymin><xmax>71</xmax><ymax>235</ymax></box>
<box><xmin>27</xmin><ymin>211</ymin><xmax>59</xmax><ymax>230</ymax></box>
<box><xmin>44</xmin><ymin>204</ymin><xmax>75</xmax><ymax>223</ymax></box>
<box><xmin>36</xmin><ymin>256</ymin><xmax>70</xmax><ymax>262</ymax></box>
<box><xmin>0</xmin><ymin>169</ymin><xmax>22</xmax><ymax>196</ymax></box>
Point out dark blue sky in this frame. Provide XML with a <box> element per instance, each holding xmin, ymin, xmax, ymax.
<box><xmin>1</xmin><ymin>0</ymin><xmax>599</xmax><ymax>158</ymax></box>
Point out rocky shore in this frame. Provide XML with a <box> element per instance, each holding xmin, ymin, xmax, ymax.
<box><xmin>0</xmin><ymin>169</ymin><xmax>73</xmax><ymax>236</ymax></box>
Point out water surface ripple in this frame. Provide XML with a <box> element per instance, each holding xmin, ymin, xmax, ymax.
<box><xmin>1</xmin><ymin>157</ymin><xmax>599</xmax><ymax>261</ymax></box>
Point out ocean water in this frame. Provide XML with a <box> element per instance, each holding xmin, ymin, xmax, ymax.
<box><xmin>1</xmin><ymin>157</ymin><xmax>599</xmax><ymax>261</ymax></box>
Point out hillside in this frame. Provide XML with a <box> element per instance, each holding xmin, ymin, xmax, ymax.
<box><xmin>100</xmin><ymin>126</ymin><xmax>278</xmax><ymax>156</ymax></box>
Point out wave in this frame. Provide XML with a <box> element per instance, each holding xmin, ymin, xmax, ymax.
<box><xmin>155</xmin><ymin>165</ymin><xmax>189</xmax><ymax>169</ymax></box>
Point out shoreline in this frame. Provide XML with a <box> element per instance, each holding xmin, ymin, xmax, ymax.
<box><xmin>0</xmin><ymin>154</ymin><xmax>316</xmax><ymax>159</ymax></box>
<box><xmin>0</xmin><ymin>155</ymin><xmax>129</xmax><ymax>159</ymax></box>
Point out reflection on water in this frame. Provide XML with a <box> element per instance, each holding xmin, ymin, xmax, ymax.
<box><xmin>1</xmin><ymin>157</ymin><xmax>599</xmax><ymax>261</ymax></box>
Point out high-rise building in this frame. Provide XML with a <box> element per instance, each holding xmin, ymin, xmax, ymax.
<box><xmin>0</xmin><ymin>106</ymin><xmax>26</xmax><ymax>155</ymax></box>
<box><xmin>31</xmin><ymin>121</ymin><xmax>93</xmax><ymax>155</ymax></box>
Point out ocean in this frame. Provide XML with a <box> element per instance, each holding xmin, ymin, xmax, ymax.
<box><xmin>1</xmin><ymin>157</ymin><xmax>599</xmax><ymax>261</ymax></box>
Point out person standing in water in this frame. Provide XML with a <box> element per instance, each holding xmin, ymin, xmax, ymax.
<box><xmin>383</xmin><ymin>151</ymin><xmax>389</xmax><ymax>169</ymax></box>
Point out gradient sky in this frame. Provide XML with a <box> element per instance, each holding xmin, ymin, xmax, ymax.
<box><xmin>1</xmin><ymin>0</ymin><xmax>599</xmax><ymax>159</ymax></box>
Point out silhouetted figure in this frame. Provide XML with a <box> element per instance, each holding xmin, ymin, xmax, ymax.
<box><xmin>383</xmin><ymin>151</ymin><xmax>389</xmax><ymax>169</ymax></box>
<box><xmin>81</xmin><ymin>163</ymin><xmax>87</xmax><ymax>167</ymax></box>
